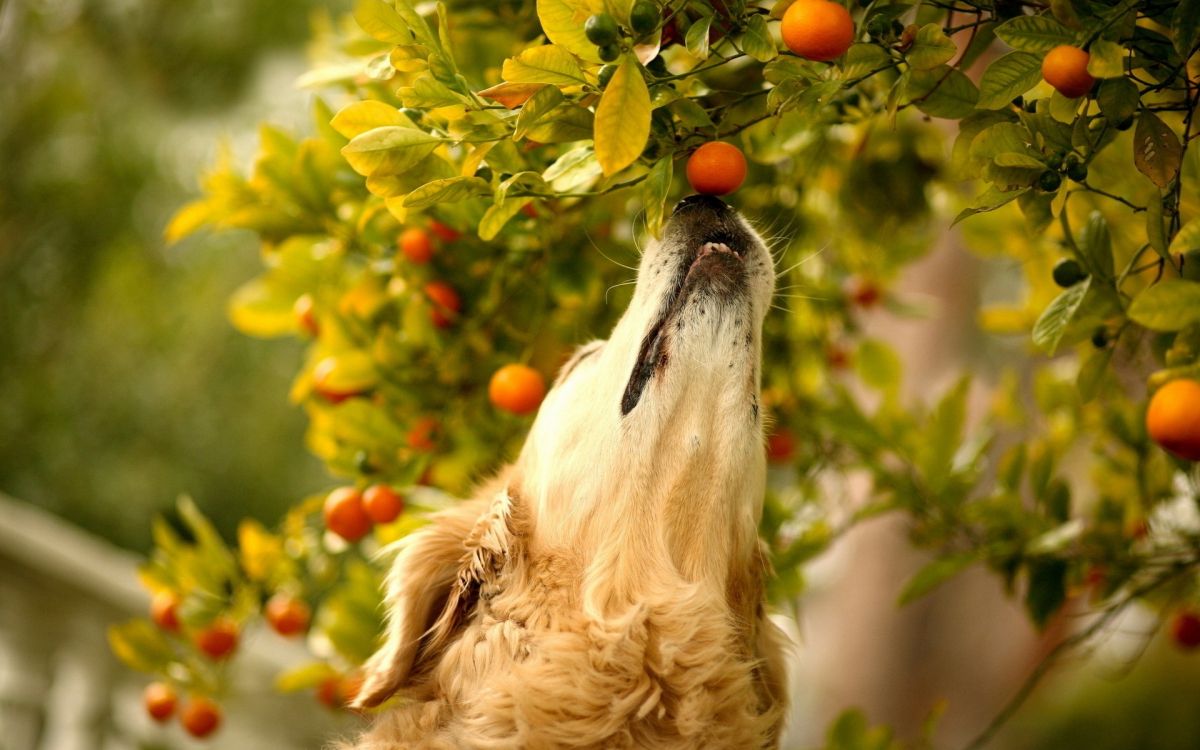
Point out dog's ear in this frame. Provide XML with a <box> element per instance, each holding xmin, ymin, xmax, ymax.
<box><xmin>353</xmin><ymin>490</ymin><xmax>520</xmax><ymax>709</ymax></box>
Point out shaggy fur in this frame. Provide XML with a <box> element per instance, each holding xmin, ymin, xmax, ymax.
<box><xmin>342</xmin><ymin>196</ymin><xmax>787</xmax><ymax>749</ymax></box>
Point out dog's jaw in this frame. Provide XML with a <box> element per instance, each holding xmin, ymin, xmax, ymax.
<box><xmin>516</xmin><ymin>197</ymin><xmax>774</xmax><ymax>606</ymax></box>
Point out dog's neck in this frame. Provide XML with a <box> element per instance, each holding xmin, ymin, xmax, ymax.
<box><xmin>513</xmin><ymin>308</ymin><xmax>765</xmax><ymax>612</ymax></box>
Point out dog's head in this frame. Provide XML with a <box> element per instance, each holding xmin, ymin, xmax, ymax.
<box><xmin>352</xmin><ymin>196</ymin><xmax>776</xmax><ymax>709</ymax></box>
<box><xmin>515</xmin><ymin>195</ymin><xmax>775</xmax><ymax>584</ymax></box>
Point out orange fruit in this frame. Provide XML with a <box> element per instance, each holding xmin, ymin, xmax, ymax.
<box><xmin>849</xmin><ymin>278</ymin><xmax>882</xmax><ymax>308</ymax></box>
<box><xmin>1041</xmin><ymin>45</ymin><xmax>1095</xmax><ymax>98</ymax></box>
<box><xmin>180</xmin><ymin>696</ymin><xmax>222</xmax><ymax>738</ymax></box>
<box><xmin>323</xmin><ymin>487</ymin><xmax>373</xmax><ymax>542</ymax></box>
<box><xmin>1146</xmin><ymin>379</ymin><xmax>1200</xmax><ymax>461</ymax></box>
<box><xmin>424</xmin><ymin>281</ymin><xmax>461</xmax><ymax>328</ymax></box>
<box><xmin>407</xmin><ymin>416</ymin><xmax>440</xmax><ymax>452</ymax></box>
<box><xmin>294</xmin><ymin>293</ymin><xmax>319</xmax><ymax>337</ymax></box>
<box><xmin>312</xmin><ymin>357</ymin><xmax>361</xmax><ymax>405</ymax></box>
<box><xmin>781</xmin><ymin>0</ymin><xmax>855</xmax><ymax>62</ymax></box>
<box><xmin>363</xmin><ymin>484</ymin><xmax>404</xmax><ymax>524</ymax></box>
<box><xmin>316</xmin><ymin>675</ymin><xmax>342</xmax><ymax>708</ymax></box>
<box><xmin>265</xmin><ymin>594</ymin><xmax>310</xmax><ymax>637</ymax></box>
<box><xmin>150</xmin><ymin>590</ymin><xmax>181</xmax><ymax>633</ymax></box>
<box><xmin>686</xmin><ymin>142</ymin><xmax>747</xmax><ymax>196</ymax></box>
<box><xmin>144</xmin><ymin>682</ymin><xmax>177</xmax><ymax>722</ymax></box>
<box><xmin>766</xmin><ymin>429</ymin><xmax>796</xmax><ymax>462</ymax></box>
<box><xmin>399</xmin><ymin>227</ymin><xmax>434</xmax><ymax>264</ymax></box>
<box><xmin>489</xmin><ymin>364</ymin><xmax>547</xmax><ymax>415</ymax></box>
<box><xmin>1172</xmin><ymin>610</ymin><xmax>1200</xmax><ymax>650</ymax></box>
<box><xmin>194</xmin><ymin>618</ymin><xmax>239</xmax><ymax>660</ymax></box>
<box><xmin>428</xmin><ymin>220</ymin><xmax>461</xmax><ymax>243</ymax></box>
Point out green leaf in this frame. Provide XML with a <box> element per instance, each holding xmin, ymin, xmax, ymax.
<box><xmin>543</xmin><ymin>145</ymin><xmax>602</xmax><ymax>192</ymax></box>
<box><xmin>228</xmin><ymin>277</ymin><xmax>295</xmax><ymax>337</ymax></box>
<box><xmin>1172</xmin><ymin>0</ymin><xmax>1200</xmax><ymax>57</ymax></box>
<box><xmin>907</xmin><ymin>24</ymin><xmax>957</xmax><ymax>71</ymax></box>
<box><xmin>977</xmin><ymin>51</ymin><xmax>1043</xmax><ymax>110</ymax></box>
<box><xmin>341</xmin><ymin>126</ymin><xmax>443</xmax><ymax>177</ymax></box>
<box><xmin>514</xmin><ymin>85</ymin><xmax>565</xmax><ymax>140</ymax></box>
<box><xmin>994</xmin><ymin>15</ymin><xmax>1075</xmax><ymax>52</ymax></box>
<box><xmin>1080</xmin><ymin>210</ymin><xmax>1114</xmax><ymax>279</ymax></box>
<box><xmin>742</xmin><ymin>14</ymin><xmax>778</xmax><ymax>62</ymax></box>
<box><xmin>1096</xmin><ymin>77</ymin><xmax>1139</xmax><ymax>124</ymax></box>
<box><xmin>1127</xmin><ymin>280</ymin><xmax>1200</xmax><ymax>331</ymax></box>
<box><xmin>524</xmin><ymin>104</ymin><xmax>595</xmax><ymax>143</ymax></box>
<box><xmin>398</xmin><ymin>76</ymin><xmax>469</xmax><ymax>108</ymax></box>
<box><xmin>1032</xmin><ymin>278</ymin><xmax>1091</xmax><ymax>354</ymax></box>
<box><xmin>1133</xmin><ymin>112</ymin><xmax>1182</xmax><ymax>189</ymax></box>
<box><xmin>898</xmin><ymin>553</ymin><xmax>979</xmax><ymax>605</ymax></box>
<box><xmin>108</xmin><ymin>620</ymin><xmax>177</xmax><ymax>674</ymax></box>
<box><xmin>641</xmin><ymin>156</ymin><xmax>673</xmax><ymax>237</ymax></box>
<box><xmin>329</xmin><ymin>398</ymin><xmax>408</xmax><ymax>448</ymax></box>
<box><xmin>994</xmin><ymin>152</ymin><xmax>1045</xmax><ymax>168</ymax></box>
<box><xmin>1025</xmin><ymin>558</ymin><xmax>1067</xmax><ymax>628</ymax></box>
<box><xmin>502</xmin><ymin>45</ymin><xmax>587</xmax><ymax>86</ymax></box>
<box><xmin>951</xmin><ymin>186</ymin><xmax>1021</xmax><ymax>226</ymax></box>
<box><xmin>906</xmin><ymin>66</ymin><xmax>979</xmax><ymax>118</ymax></box>
<box><xmin>919</xmin><ymin>377</ymin><xmax>970</xmax><ymax>493</ymax></box>
<box><xmin>479</xmin><ymin>198</ymin><xmax>530</xmax><ymax>241</ymax></box>
<box><xmin>537</xmin><ymin>0</ymin><xmax>602</xmax><ymax>62</ymax></box>
<box><xmin>402</xmin><ymin>176</ymin><xmax>491</xmax><ymax>208</ymax></box>
<box><xmin>685</xmin><ymin>14</ymin><xmax>713</xmax><ymax>60</ymax></box>
<box><xmin>1147</xmin><ymin>190</ymin><xmax>1170</xmax><ymax>261</ymax></box>
<box><xmin>1086</xmin><ymin>40</ymin><xmax>1125</xmax><ymax>78</ymax></box>
<box><xmin>353</xmin><ymin>0</ymin><xmax>415</xmax><ymax>44</ymax></box>
<box><xmin>594</xmin><ymin>57</ymin><xmax>651</xmax><ymax>176</ymax></box>
<box><xmin>855</xmin><ymin>339</ymin><xmax>902</xmax><ymax>391</ymax></box>
<box><xmin>1169</xmin><ymin>218</ymin><xmax>1200</xmax><ymax>256</ymax></box>
<box><xmin>841</xmin><ymin>43</ymin><xmax>891</xmax><ymax>80</ymax></box>
<box><xmin>1076</xmin><ymin>346</ymin><xmax>1112</xmax><ymax>402</ymax></box>
<box><xmin>393</xmin><ymin>0</ymin><xmax>440</xmax><ymax>52</ymax></box>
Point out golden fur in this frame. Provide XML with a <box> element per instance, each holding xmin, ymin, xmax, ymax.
<box><xmin>342</xmin><ymin>200</ymin><xmax>788</xmax><ymax>749</ymax></box>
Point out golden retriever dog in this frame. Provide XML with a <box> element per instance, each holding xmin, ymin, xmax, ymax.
<box><xmin>342</xmin><ymin>194</ymin><xmax>788</xmax><ymax>749</ymax></box>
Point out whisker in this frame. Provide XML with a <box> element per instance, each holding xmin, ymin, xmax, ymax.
<box><xmin>605</xmin><ymin>278</ymin><xmax>638</xmax><ymax>304</ymax></box>
<box><xmin>585</xmin><ymin>230</ymin><xmax>639</xmax><ymax>271</ymax></box>
<box><xmin>776</xmin><ymin>243</ymin><xmax>830</xmax><ymax>275</ymax></box>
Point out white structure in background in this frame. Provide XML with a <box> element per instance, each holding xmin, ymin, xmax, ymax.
<box><xmin>0</xmin><ymin>493</ymin><xmax>356</xmax><ymax>750</ymax></box>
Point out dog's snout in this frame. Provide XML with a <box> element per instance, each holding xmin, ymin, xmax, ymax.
<box><xmin>672</xmin><ymin>194</ymin><xmax>729</xmax><ymax>216</ymax></box>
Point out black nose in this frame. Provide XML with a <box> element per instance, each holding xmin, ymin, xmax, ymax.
<box><xmin>672</xmin><ymin>194</ymin><xmax>729</xmax><ymax>215</ymax></box>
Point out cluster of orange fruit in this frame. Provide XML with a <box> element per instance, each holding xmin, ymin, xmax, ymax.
<box><xmin>323</xmin><ymin>484</ymin><xmax>405</xmax><ymax>542</ymax></box>
<box><xmin>143</xmin><ymin>587</ymin><xmax>316</xmax><ymax>736</ymax></box>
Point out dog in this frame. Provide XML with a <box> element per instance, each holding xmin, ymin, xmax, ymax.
<box><xmin>343</xmin><ymin>194</ymin><xmax>788</xmax><ymax>749</ymax></box>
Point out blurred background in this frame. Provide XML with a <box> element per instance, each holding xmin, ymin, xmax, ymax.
<box><xmin>2</xmin><ymin>0</ymin><xmax>1200</xmax><ymax>748</ymax></box>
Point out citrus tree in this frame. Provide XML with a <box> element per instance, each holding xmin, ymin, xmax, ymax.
<box><xmin>109</xmin><ymin>0</ymin><xmax>1200</xmax><ymax>745</ymax></box>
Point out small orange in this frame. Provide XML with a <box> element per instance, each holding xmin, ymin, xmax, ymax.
<box><xmin>1172</xmin><ymin>610</ymin><xmax>1200</xmax><ymax>650</ymax></box>
<box><xmin>194</xmin><ymin>618</ymin><xmax>239</xmax><ymax>660</ymax></box>
<box><xmin>312</xmin><ymin>357</ymin><xmax>362</xmax><ymax>405</ymax></box>
<box><xmin>324</xmin><ymin>487</ymin><xmax>373</xmax><ymax>542</ymax></box>
<box><xmin>363</xmin><ymin>484</ymin><xmax>404</xmax><ymax>524</ymax></box>
<box><xmin>316</xmin><ymin>675</ymin><xmax>342</xmax><ymax>708</ymax></box>
<box><xmin>406</xmin><ymin>416</ymin><xmax>440</xmax><ymax>452</ymax></box>
<box><xmin>849</xmin><ymin>278</ymin><xmax>882</xmax><ymax>308</ymax></box>
<box><xmin>399</xmin><ymin>227</ymin><xmax>434</xmax><ymax>264</ymax></box>
<box><xmin>265</xmin><ymin>594</ymin><xmax>311</xmax><ymax>637</ymax></box>
<box><xmin>144</xmin><ymin>682</ymin><xmax>177</xmax><ymax>722</ymax></box>
<box><xmin>766</xmin><ymin>429</ymin><xmax>796</xmax><ymax>462</ymax></box>
<box><xmin>686</xmin><ymin>142</ymin><xmax>747</xmax><ymax>196</ymax></box>
<box><xmin>489</xmin><ymin>364</ymin><xmax>548</xmax><ymax>415</ymax></box>
<box><xmin>150</xmin><ymin>590</ymin><xmax>181</xmax><ymax>633</ymax></box>
<box><xmin>1041</xmin><ymin>45</ymin><xmax>1095</xmax><ymax>98</ymax></box>
<box><xmin>428</xmin><ymin>220</ymin><xmax>461</xmax><ymax>243</ymax></box>
<box><xmin>781</xmin><ymin>0</ymin><xmax>855</xmax><ymax>62</ymax></box>
<box><xmin>1146</xmin><ymin>379</ymin><xmax>1200</xmax><ymax>461</ymax></box>
<box><xmin>294</xmin><ymin>293</ymin><xmax>320</xmax><ymax>337</ymax></box>
<box><xmin>180</xmin><ymin>696</ymin><xmax>222</xmax><ymax>739</ymax></box>
<box><xmin>424</xmin><ymin>281</ymin><xmax>461</xmax><ymax>328</ymax></box>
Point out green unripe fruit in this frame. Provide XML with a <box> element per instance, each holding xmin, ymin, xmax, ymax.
<box><xmin>585</xmin><ymin>13</ymin><xmax>621</xmax><ymax>46</ymax></box>
<box><xmin>1046</xmin><ymin>152</ymin><xmax>1064</xmax><ymax>170</ymax></box>
<box><xmin>598</xmin><ymin>43</ymin><xmax>621</xmax><ymax>62</ymax></box>
<box><xmin>1064</xmin><ymin>153</ymin><xmax>1088</xmax><ymax>182</ymax></box>
<box><xmin>1038</xmin><ymin>170</ymin><xmax>1063</xmax><ymax>192</ymax></box>
<box><xmin>1115</xmin><ymin>116</ymin><xmax>1134</xmax><ymax>131</ymax></box>
<box><xmin>1091</xmin><ymin>327</ymin><xmax>1109</xmax><ymax>349</ymax></box>
<box><xmin>630</xmin><ymin>1</ymin><xmax>658</xmax><ymax>36</ymax></box>
<box><xmin>1052</xmin><ymin>258</ymin><xmax>1087</xmax><ymax>288</ymax></box>
<box><xmin>866</xmin><ymin>16</ymin><xmax>889</xmax><ymax>40</ymax></box>
<box><xmin>645</xmin><ymin>55</ymin><xmax>669</xmax><ymax>77</ymax></box>
<box><xmin>598</xmin><ymin>64</ymin><xmax>617</xmax><ymax>87</ymax></box>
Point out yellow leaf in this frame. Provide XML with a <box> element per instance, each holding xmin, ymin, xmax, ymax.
<box><xmin>238</xmin><ymin>519</ymin><xmax>285</xmax><ymax>582</ymax></box>
<box><xmin>353</xmin><ymin>0</ymin><xmax>414</xmax><ymax>44</ymax></box>
<box><xmin>164</xmin><ymin>200</ymin><xmax>213</xmax><ymax>244</ymax></box>
<box><xmin>594</xmin><ymin>57</ymin><xmax>651</xmax><ymax>176</ymax></box>
<box><xmin>340</xmin><ymin>126</ymin><xmax>442</xmax><ymax>177</ymax></box>
<box><xmin>228</xmin><ymin>278</ymin><xmax>296</xmax><ymax>338</ymax></box>
<box><xmin>537</xmin><ymin>0</ymin><xmax>603</xmax><ymax>62</ymax></box>
<box><xmin>501</xmin><ymin>45</ymin><xmax>587</xmax><ymax>86</ymax></box>
<box><xmin>330</xmin><ymin>101</ymin><xmax>412</xmax><ymax>139</ymax></box>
